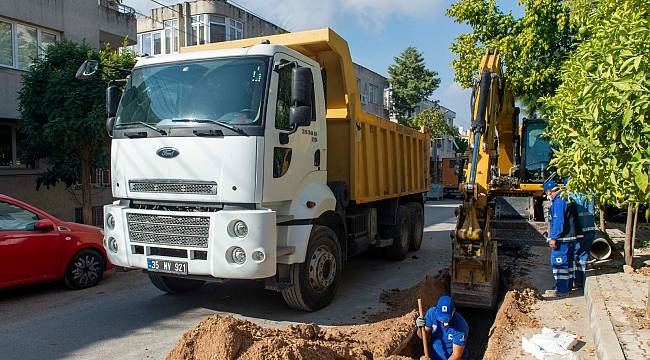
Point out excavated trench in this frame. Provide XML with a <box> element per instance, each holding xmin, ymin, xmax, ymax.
<box><xmin>166</xmin><ymin>244</ymin><xmax>536</xmax><ymax>360</ymax></box>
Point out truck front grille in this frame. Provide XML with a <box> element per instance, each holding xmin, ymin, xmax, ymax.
<box><xmin>129</xmin><ymin>181</ymin><xmax>217</xmax><ymax>195</ymax></box>
<box><xmin>127</xmin><ymin>213</ymin><xmax>210</xmax><ymax>248</ymax></box>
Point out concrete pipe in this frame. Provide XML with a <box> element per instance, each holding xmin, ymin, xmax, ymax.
<box><xmin>590</xmin><ymin>231</ymin><xmax>612</xmax><ymax>260</ymax></box>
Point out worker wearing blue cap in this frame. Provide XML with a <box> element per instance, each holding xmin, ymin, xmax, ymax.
<box><xmin>543</xmin><ymin>179</ymin><xmax>581</xmax><ymax>298</ymax></box>
<box><xmin>416</xmin><ymin>295</ymin><xmax>469</xmax><ymax>359</ymax></box>
<box><xmin>563</xmin><ymin>177</ymin><xmax>596</xmax><ymax>289</ymax></box>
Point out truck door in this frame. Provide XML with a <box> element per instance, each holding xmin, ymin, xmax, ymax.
<box><xmin>262</xmin><ymin>54</ymin><xmax>325</xmax><ymax>203</ymax></box>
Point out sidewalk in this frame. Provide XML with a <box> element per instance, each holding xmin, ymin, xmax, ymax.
<box><xmin>585</xmin><ymin>228</ymin><xmax>650</xmax><ymax>360</ymax></box>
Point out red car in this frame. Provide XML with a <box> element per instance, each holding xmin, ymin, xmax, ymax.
<box><xmin>0</xmin><ymin>194</ymin><xmax>110</xmax><ymax>290</ymax></box>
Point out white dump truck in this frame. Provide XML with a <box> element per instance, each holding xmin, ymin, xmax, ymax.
<box><xmin>88</xmin><ymin>28</ymin><xmax>430</xmax><ymax>311</ymax></box>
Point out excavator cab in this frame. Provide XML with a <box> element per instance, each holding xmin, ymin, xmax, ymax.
<box><xmin>520</xmin><ymin>118</ymin><xmax>552</xmax><ymax>184</ymax></box>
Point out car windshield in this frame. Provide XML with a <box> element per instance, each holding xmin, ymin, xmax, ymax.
<box><xmin>116</xmin><ymin>57</ymin><xmax>269</xmax><ymax>129</ymax></box>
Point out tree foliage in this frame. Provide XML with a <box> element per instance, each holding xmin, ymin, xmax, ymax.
<box><xmin>542</xmin><ymin>0</ymin><xmax>650</xmax><ymax>208</ymax></box>
<box><xmin>18</xmin><ymin>39</ymin><xmax>135</xmax><ymax>223</ymax></box>
<box><xmin>408</xmin><ymin>106</ymin><xmax>452</xmax><ymax>138</ymax></box>
<box><xmin>387</xmin><ymin>46</ymin><xmax>440</xmax><ymax>121</ymax></box>
<box><xmin>447</xmin><ymin>0</ymin><xmax>575</xmax><ymax>107</ymax></box>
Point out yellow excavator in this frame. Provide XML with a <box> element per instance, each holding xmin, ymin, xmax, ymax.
<box><xmin>451</xmin><ymin>49</ymin><xmax>552</xmax><ymax>309</ymax></box>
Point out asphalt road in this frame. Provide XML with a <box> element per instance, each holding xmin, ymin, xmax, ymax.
<box><xmin>0</xmin><ymin>200</ymin><xmax>460</xmax><ymax>360</ymax></box>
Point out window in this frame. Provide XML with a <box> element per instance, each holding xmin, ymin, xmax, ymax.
<box><xmin>40</xmin><ymin>32</ymin><xmax>57</xmax><ymax>53</ymax></box>
<box><xmin>191</xmin><ymin>15</ymin><xmax>206</xmax><ymax>46</ymax></box>
<box><xmin>0</xmin><ymin>20</ymin><xmax>12</xmax><ymax>66</ymax></box>
<box><xmin>209</xmin><ymin>15</ymin><xmax>226</xmax><ymax>43</ymax></box>
<box><xmin>0</xmin><ymin>18</ymin><xmax>57</xmax><ymax>70</ymax></box>
<box><xmin>142</xmin><ymin>33</ymin><xmax>151</xmax><ymax>55</ymax></box>
<box><xmin>275</xmin><ymin>64</ymin><xmax>292</xmax><ymax>130</ymax></box>
<box><xmin>228</xmin><ymin>19</ymin><xmax>243</xmax><ymax>40</ymax></box>
<box><xmin>153</xmin><ymin>32</ymin><xmax>161</xmax><ymax>55</ymax></box>
<box><xmin>16</xmin><ymin>24</ymin><xmax>37</xmax><ymax>70</ymax></box>
<box><xmin>368</xmin><ymin>84</ymin><xmax>378</xmax><ymax>104</ymax></box>
<box><xmin>163</xmin><ymin>19</ymin><xmax>179</xmax><ymax>54</ymax></box>
<box><xmin>0</xmin><ymin>202</ymin><xmax>39</xmax><ymax>231</ymax></box>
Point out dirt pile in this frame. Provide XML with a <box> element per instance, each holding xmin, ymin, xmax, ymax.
<box><xmin>166</xmin><ymin>272</ymin><xmax>453</xmax><ymax>360</ymax></box>
<box><xmin>367</xmin><ymin>269</ymin><xmax>450</xmax><ymax>322</ymax></box>
<box><xmin>167</xmin><ymin>312</ymin><xmax>417</xmax><ymax>360</ymax></box>
<box><xmin>482</xmin><ymin>288</ymin><xmax>539</xmax><ymax>360</ymax></box>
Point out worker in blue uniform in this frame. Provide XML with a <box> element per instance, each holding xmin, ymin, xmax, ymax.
<box><xmin>564</xmin><ymin>178</ymin><xmax>597</xmax><ymax>289</ymax></box>
<box><xmin>416</xmin><ymin>295</ymin><xmax>469</xmax><ymax>360</ymax></box>
<box><xmin>543</xmin><ymin>179</ymin><xmax>581</xmax><ymax>298</ymax></box>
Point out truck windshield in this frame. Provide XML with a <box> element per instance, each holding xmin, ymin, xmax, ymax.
<box><xmin>116</xmin><ymin>57</ymin><xmax>269</xmax><ymax>130</ymax></box>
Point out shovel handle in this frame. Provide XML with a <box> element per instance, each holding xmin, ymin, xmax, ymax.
<box><xmin>418</xmin><ymin>298</ymin><xmax>430</xmax><ymax>358</ymax></box>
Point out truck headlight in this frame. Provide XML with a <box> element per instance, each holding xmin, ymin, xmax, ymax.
<box><xmin>107</xmin><ymin>237</ymin><xmax>118</xmax><ymax>253</ymax></box>
<box><xmin>106</xmin><ymin>213</ymin><xmax>115</xmax><ymax>230</ymax></box>
<box><xmin>231</xmin><ymin>247</ymin><xmax>246</xmax><ymax>264</ymax></box>
<box><xmin>230</xmin><ymin>220</ymin><xmax>248</xmax><ymax>238</ymax></box>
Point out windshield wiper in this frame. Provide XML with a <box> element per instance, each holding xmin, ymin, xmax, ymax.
<box><xmin>117</xmin><ymin>121</ymin><xmax>167</xmax><ymax>135</ymax></box>
<box><xmin>170</xmin><ymin>119</ymin><xmax>248</xmax><ymax>136</ymax></box>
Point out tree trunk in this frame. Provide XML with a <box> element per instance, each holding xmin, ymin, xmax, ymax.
<box><xmin>624</xmin><ymin>204</ymin><xmax>634</xmax><ymax>267</ymax></box>
<box><xmin>80</xmin><ymin>151</ymin><xmax>93</xmax><ymax>225</ymax></box>
<box><xmin>632</xmin><ymin>204</ymin><xmax>639</xmax><ymax>253</ymax></box>
<box><xmin>599</xmin><ymin>204</ymin><xmax>606</xmax><ymax>231</ymax></box>
<box><xmin>647</xmin><ymin>278</ymin><xmax>650</xmax><ymax>320</ymax></box>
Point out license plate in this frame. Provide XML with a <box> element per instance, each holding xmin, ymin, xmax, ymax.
<box><xmin>147</xmin><ymin>258</ymin><xmax>188</xmax><ymax>275</ymax></box>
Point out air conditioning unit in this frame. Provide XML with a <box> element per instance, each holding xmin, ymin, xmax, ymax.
<box><xmin>360</xmin><ymin>94</ymin><xmax>367</xmax><ymax>104</ymax></box>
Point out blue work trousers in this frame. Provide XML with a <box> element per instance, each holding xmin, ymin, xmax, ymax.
<box><xmin>551</xmin><ymin>241</ymin><xmax>576</xmax><ymax>293</ymax></box>
<box><xmin>574</xmin><ymin>231</ymin><xmax>594</xmax><ymax>287</ymax></box>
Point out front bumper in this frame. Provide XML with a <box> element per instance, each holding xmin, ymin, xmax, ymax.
<box><xmin>103</xmin><ymin>203</ymin><xmax>277</xmax><ymax>279</ymax></box>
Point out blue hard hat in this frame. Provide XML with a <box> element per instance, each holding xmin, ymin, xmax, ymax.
<box><xmin>543</xmin><ymin>180</ymin><xmax>557</xmax><ymax>193</ymax></box>
<box><xmin>435</xmin><ymin>295</ymin><xmax>455</xmax><ymax>323</ymax></box>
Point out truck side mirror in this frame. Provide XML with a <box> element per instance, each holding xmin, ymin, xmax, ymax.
<box><xmin>289</xmin><ymin>67</ymin><xmax>313</xmax><ymax>128</ymax></box>
<box><xmin>75</xmin><ymin>60</ymin><xmax>99</xmax><ymax>80</ymax></box>
<box><xmin>106</xmin><ymin>117</ymin><xmax>116</xmax><ymax>137</ymax></box>
<box><xmin>106</xmin><ymin>84</ymin><xmax>121</xmax><ymax>118</ymax></box>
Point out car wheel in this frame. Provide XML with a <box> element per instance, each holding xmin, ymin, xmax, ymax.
<box><xmin>64</xmin><ymin>249</ymin><xmax>105</xmax><ymax>290</ymax></box>
<box><xmin>282</xmin><ymin>225</ymin><xmax>342</xmax><ymax>311</ymax></box>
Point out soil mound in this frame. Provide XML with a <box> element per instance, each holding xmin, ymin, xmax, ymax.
<box><xmin>482</xmin><ymin>288</ymin><xmax>539</xmax><ymax>360</ymax></box>
<box><xmin>368</xmin><ymin>269</ymin><xmax>450</xmax><ymax>322</ymax></box>
<box><xmin>167</xmin><ymin>312</ymin><xmax>417</xmax><ymax>360</ymax></box>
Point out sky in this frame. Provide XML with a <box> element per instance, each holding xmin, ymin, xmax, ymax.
<box><xmin>123</xmin><ymin>0</ymin><xmax>523</xmax><ymax>129</ymax></box>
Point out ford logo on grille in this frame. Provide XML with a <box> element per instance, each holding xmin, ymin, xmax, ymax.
<box><xmin>156</xmin><ymin>147</ymin><xmax>179</xmax><ymax>159</ymax></box>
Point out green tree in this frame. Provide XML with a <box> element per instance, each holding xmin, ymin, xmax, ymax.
<box><xmin>451</xmin><ymin>126</ymin><xmax>469</xmax><ymax>154</ymax></box>
<box><xmin>408</xmin><ymin>106</ymin><xmax>452</xmax><ymax>138</ymax></box>
<box><xmin>18</xmin><ymin>40</ymin><xmax>135</xmax><ymax>224</ymax></box>
<box><xmin>387</xmin><ymin>47</ymin><xmax>440</xmax><ymax>121</ymax></box>
<box><xmin>447</xmin><ymin>0</ymin><xmax>575</xmax><ymax>108</ymax></box>
<box><xmin>542</xmin><ymin>0</ymin><xmax>649</xmax><ymax>209</ymax></box>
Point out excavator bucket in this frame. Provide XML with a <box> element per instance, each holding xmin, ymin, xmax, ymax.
<box><xmin>451</xmin><ymin>240</ymin><xmax>499</xmax><ymax>309</ymax></box>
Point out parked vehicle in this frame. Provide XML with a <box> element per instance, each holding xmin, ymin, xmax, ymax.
<box><xmin>441</xmin><ymin>157</ymin><xmax>464</xmax><ymax>198</ymax></box>
<box><xmin>0</xmin><ymin>194</ymin><xmax>109</xmax><ymax>290</ymax></box>
<box><xmin>85</xmin><ymin>28</ymin><xmax>431</xmax><ymax>311</ymax></box>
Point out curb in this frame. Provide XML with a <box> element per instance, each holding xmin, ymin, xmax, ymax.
<box><xmin>584</xmin><ymin>274</ymin><xmax>626</xmax><ymax>360</ymax></box>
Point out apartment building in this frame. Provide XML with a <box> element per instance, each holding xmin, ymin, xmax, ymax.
<box><xmin>0</xmin><ymin>0</ymin><xmax>136</xmax><ymax>222</ymax></box>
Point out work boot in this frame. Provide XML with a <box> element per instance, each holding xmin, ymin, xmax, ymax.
<box><xmin>542</xmin><ymin>289</ymin><xmax>569</xmax><ymax>299</ymax></box>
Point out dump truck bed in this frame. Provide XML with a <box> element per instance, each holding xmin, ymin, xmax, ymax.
<box><xmin>182</xmin><ymin>28</ymin><xmax>430</xmax><ymax>204</ymax></box>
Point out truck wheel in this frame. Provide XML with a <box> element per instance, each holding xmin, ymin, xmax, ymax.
<box><xmin>384</xmin><ymin>205</ymin><xmax>411</xmax><ymax>260</ymax></box>
<box><xmin>64</xmin><ymin>249</ymin><xmax>105</xmax><ymax>290</ymax></box>
<box><xmin>407</xmin><ymin>202</ymin><xmax>424</xmax><ymax>250</ymax></box>
<box><xmin>282</xmin><ymin>225</ymin><xmax>342</xmax><ymax>311</ymax></box>
<box><xmin>148</xmin><ymin>273</ymin><xmax>205</xmax><ymax>294</ymax></box>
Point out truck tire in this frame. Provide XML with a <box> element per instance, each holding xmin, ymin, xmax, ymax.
<box><xmin>407</xmin><ymin>202</ymin><xmax>424</xmax><ymax>250</ymax></box>
<box><xmin>148</xmin><ymin>273</ymin><xmax>205</xmax><ymax>294</ymax></box>
<box><xmin>281</xmin><ymin>225</ymin><xmax>342</xmax><ymax>311</ymax></box>
<box><xmin>384</xmin><ymin>205</ymin><xmax>411</xmax><ymax>260</ymax></box>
